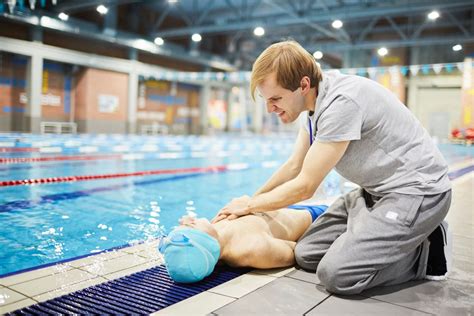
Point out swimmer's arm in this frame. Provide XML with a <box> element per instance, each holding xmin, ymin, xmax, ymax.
<box><xmin>232</xmin><ymin>239</ymin><xmax>296</xmax><ymax>269</ymax></box>
<box><xmin>254</xmin><ymin>128</ymin><xmax>310</xmax><ymax>196</ymax></box>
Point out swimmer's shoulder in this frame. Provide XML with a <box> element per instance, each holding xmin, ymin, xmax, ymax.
<box><xmin>222</xmin><ymin>233</ymin><xmax>273</xmax><ymax>267</ymax></box>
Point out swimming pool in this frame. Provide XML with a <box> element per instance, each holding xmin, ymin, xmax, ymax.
<box><xmin>0</xmin><ymin>134</ymin><xmax>346</xmax><ymax>277</ymax></box>
<box><xmin>1</xmin><ymin>134</ymin><xmax>472</xmax><ymax>277</ymax></box>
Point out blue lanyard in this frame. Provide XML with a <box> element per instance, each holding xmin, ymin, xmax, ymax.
<box><xmin>308</xmin><ymin>117</ymin><xmax>313</xmax><ymax>146</ymax></box>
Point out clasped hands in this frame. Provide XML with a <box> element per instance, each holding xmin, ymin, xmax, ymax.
<box><xmin>211</xmin><ymin>195</ymin><xmax>252</xmax><ymax>223</ymax></box>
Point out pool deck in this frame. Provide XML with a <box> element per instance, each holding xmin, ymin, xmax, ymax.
<box><xmin>1</xmin><ymin>160</ymin><xmax>473</xmax><ymax>315</ymax></box>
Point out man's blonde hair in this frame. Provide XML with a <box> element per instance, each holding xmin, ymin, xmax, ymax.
<box><xmin>250</xmin><ymin>40</ymin><xmax>322</xmax><ymax>101</ymax></box>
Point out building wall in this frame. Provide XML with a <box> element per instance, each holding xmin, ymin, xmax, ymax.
<box><xmin>407</xmin><ymin>73</ymin><xmax>463</xmax><ymax>140</ymax></box>
<box><xmin>41</xmin><ymin>60</ymin><xmax>74</xmax><ymax>122</ymax></box>
<box><xmin>0</xmin><ymin>53</ymin><xmax>27</xmax><ymax>132</ymax></box>
<box><xmin>208</xmin><ymin>87</ymin><xmax>228</xmax><ymax>131</ymax></box>
<box><xmin>74</xmin><ymin>68</ymin><xmax>128</xmax><ymax>133</ymax></box>
<box><xmin>375</xmin><ymin>70</ymin><xmax>406</xmax><ymax>104</ymax></box>
<box><xmin>136</xmin><ymin>79</ymin><xmax>200</xmax><ymax>134</ymax></box>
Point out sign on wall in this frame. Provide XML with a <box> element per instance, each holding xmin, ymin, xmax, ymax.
<box><xmin>19</xmin><ymin>92</ymin><xmax>62</xmax><ymax>106</ymax></box>
<box><xmin>98</xmin><ymin>94</ymin><xmax>119</xmax><ymax>113</ymax></box>
<box><xmin>41</xmin><ymin>94</ymin><xmax>61</xmax><ymax>106</ymax></box>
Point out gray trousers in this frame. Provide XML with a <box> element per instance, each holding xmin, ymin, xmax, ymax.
<box><xmin>294</xmin><ymin>188</ymin><xmax>452</xmax><ymax>295</ymax></box>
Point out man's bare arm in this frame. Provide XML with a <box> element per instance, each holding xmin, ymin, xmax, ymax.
<box><xmin>247</xmin><ymin>140</ymin><xmax>349</xmax><ymax>213</ymax></box>
<box><xmin>254</xmin><ymin>128</ymin><xmax>310</xmax><ymax>196</ymax></box>
<box><xmin>214</xmin><ymin>140</ymin><xmax>349</xmax><ymax>223</ymax></box>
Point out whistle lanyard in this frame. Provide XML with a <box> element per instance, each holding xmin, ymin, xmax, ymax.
<box><xmin>308</xmin><ymin>117</ymin><xmax>313</xmax><ymax>146</ymax></box>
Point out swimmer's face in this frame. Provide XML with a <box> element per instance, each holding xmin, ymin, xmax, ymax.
<box><xmin>179</xmin><ymin>216</ymin><xmax>218</xmax><ymax>240</ymax></box>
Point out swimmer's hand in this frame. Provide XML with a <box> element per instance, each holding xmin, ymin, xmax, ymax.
<box><xmin>212</xmin><ymin>195</ymin><xmax>251</xmax><ymax>223</ymax></box>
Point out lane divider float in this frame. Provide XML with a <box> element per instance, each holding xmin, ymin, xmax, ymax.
<box><xmin>0</xmin><ymin>154</ymin><xmax>123</xmax><ymax>164</ymax></box>
<box><xmin>0</xmin><ymin>161</ymin><xmax>280</xmax><ymax>187</ymax></box>
<box><xmin>0</xmin><ymin>165</ymin><xmax>228</xmax><ymax>187</ymax></box>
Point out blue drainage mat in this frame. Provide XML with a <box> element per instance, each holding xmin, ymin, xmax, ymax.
<box><xmin>8</xmin><ymin>265</ymin><xmax>251</xmax><ymax>315</ymax></box>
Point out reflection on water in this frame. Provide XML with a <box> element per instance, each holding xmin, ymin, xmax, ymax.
<box><xmin>34</xmin><ymin>224</ymin><xmax>65</xmax><ymax>260</ymax></box>
<box><xmin>126</xmin><ymin>200</ymin><xmax>166</xmax><ymax>244</ymax></box>
<box><xmin>185</xmin><ymin>200</ymin><xmax>197</xmax><ymax>218</ymax></box>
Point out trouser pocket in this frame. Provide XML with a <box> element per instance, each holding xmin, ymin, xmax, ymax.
<box><xmin>365</xmin><ymin>192</ymin><xmax>424</xmax><ymax>228</ymax></box>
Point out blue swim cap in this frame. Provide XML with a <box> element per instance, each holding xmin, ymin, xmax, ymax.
<box><xmin>159</xmin><ymin>228</ymin><xmax>221</xmax><ymax>283</ymax></box>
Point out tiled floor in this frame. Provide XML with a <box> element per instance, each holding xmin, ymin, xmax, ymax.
<box><xmin>0</xmin><ymin>240</ymin><xmax>163</xmax><ymax>314</ymax></box>
<box><xmin>1</xmin><ymin>164</ymin><xmax>473</xmax><ymax>315</ymax></box>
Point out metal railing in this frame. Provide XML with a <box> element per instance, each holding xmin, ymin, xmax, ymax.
<box><xmin>40</xmin><ymin>122</ymin><xmax>77</xmax><ymax>134</ymax></box>
<box><xmin>140</xmin><ymin>123</ymin><xmax>169</xmax><ymax>135</ymax></box>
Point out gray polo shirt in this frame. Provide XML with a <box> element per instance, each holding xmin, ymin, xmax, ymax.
<box><xmin>302</xmin><ymin>70</ymin><xmax>451</xmax><ymax>196</ymax></box>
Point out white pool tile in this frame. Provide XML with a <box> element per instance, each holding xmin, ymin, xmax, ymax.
<box><xmin>121</xmin><ymin>240</ymin><xmax>160</xmax><ymax>254</ymax></box>
<box><xmin>103</xmin><ymin>260</ymin><xmax>162</xmax><ymax>281</ymax></box>
<box><xmin>0</xmin><ymin>263</ymin><xmax>74</xmax><ymax>287</ymax></box>
<box><xmin>208</xmin><ymin>273</ymin><xmax>276</xmax><ymax>298</ymax></box>
<box><xmin>79</xmin><ymin>253</ymin><xmax>149</xmax><ymax>276</ymax></box>
<box><xmin>10</xmin><ymin>268</ymin><xmax>96</xmax><ymax>297</ymax></box>
<box><xmin>68</xmin><ymin>250</ymin><xmax>128</xmax><ymax>268</ymax></box>
<box><xmin>0</xmin><ymin>287</ymin><xmax>28</xmax><ymax>306</ymax></box>
<box><xmin>0</xmin><ymin>298</ymin><xmax>37</xmax><ymax>314</ymax></box>
<box><xmin>33</xmin><ymin>276</ymin><xmax>108</xmax><ymax>303</ymax></box>
<box><xmin>151</xmin><ymin>291</ymin><xmax>235</xmax><ymax>316</ymax></box>
<box><xmin>135</xmin><ymin>248</ymin><xmax>164</xmax><ymax>261</ymax></box>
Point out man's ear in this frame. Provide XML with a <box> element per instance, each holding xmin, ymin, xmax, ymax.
<box><xmin>300</xmin><ymin>76</ymin><xmax>310</xmax><ymax>93</ymax></box>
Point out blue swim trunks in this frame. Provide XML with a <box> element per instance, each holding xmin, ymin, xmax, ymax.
<box><xmin>287</xmin><ymin>204</ymin><xmax>328</xmax><ymax>222</ymax></box>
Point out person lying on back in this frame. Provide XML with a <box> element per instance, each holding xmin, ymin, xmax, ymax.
<box><xmin>159</xmin><ymin>203</ymin><xmax>327</xmax><ymax>283</ymax></box>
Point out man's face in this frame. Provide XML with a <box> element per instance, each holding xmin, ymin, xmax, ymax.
<box><xmin>179</xmin><ymin>216</ymin><xmax>218</xmax><ymax>240</ymax></box>
<box><xmin>257</xmin><ymin>72</ymin><xmax>305</xmax><ymax>124</ymax></box>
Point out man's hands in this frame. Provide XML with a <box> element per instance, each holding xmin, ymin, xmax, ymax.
<box><xmin>211</xmin><ymin>195</ymin><xmax>252</xmax><ymax>223</ymax></box>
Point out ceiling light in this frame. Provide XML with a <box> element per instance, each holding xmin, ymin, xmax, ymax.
<box><xmin>191</xmin><ymin>33</ymin><xmax>202</xmax><ymax>42</ymax></box>
<box><xmin>154</xmin><ymin>37</ymin><xmax>164</xmax><ymax>45</ymax></box>
<box><xmin>427</xmin><ymin>10</ymin><xmax>440</xmax><ymax>20</ymax></box>
<box><xmin>253</xmin><ymin>26</ymin><xmax>265</xmax><ymax>36</ymax></box>
<box><xmin>97</xmin><ymin>5</ymin><xmax>108</xmax><ymax>15</ymax></box>
<box><xmin>313</xmin><ymin>51</ymin><xmax>323</xmax><ymax>60</ymax></box>
<box><xmin>58</xmin><ymin>12</ymin><xmax>69</xmax><ymax>21</ymax></box>
<box><xmin>168</xmin><ymin>0</ymin><xmax>178</xmax><ymax>3</ymax></box>
<box><xmin>377</xmin><ymin>47</ymin><xmax>388</xmax><ymax>56</ymax></box>
<box><xmin>133</xmin><ymin>39</ymin><xmax>155</xmax><ymax>51</ymax></box>
<box><xmin>452</xmin><ymin>44</ymin><xmax>462</xmax><ymax>51</ymax></box>
<box><xmin>332</xmin><ymin>20</ymin><xmax>343</xmax><ymax>29</ymax></box>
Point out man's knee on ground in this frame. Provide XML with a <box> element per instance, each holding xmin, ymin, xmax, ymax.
<box><xmin>294</xmin><ymin>242</ymin><xmax>317</xmax><ymax>271</ymax></box>
<box><xmin>316</xmin><ymin>256</ymin><xmax>365</xmax><ymax>295</ymax></box>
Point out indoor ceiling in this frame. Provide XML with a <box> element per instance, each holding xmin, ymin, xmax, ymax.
<box><xmin>1</xmin><ymin>0</ymin><xmax>473</xmax><ymax>70</ymax></box>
